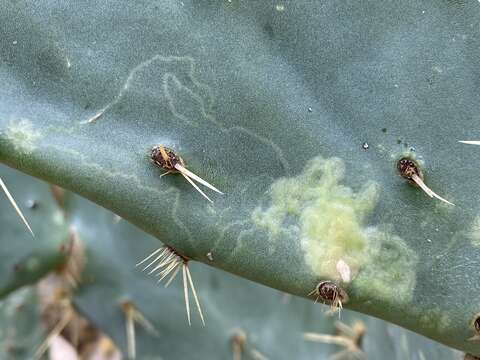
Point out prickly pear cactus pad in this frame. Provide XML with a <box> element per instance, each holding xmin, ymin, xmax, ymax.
<box><xmin>1</xmin><ymin>0</ymin><xmax>480</xmax><ymax>354</ymax></box>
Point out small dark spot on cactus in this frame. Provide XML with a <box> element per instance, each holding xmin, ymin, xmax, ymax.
<box><xmin>397</xmin><ymin>139</ymin><xmax>402</xmax><ymax>144</ymax></box>
<box><xmin>381</xmin><ymin>127</ymin><xmax>387</xmax><ymax>133</ymax></box>
<box><xmin>26</xmin><ymin>199</ymin><xmax>37</xmax><ymax>209</ymax></box>
<box><xmin>263</xmin><ymin>23</ymin><xmax>275</xmax><ymax>38</ymax></box>
<box><xmin>150</xmin><ymin>145</ymin><xmax>183</xmax><ymax>172</ymax></box>
<box><xmin>5</xmin><ymin>343</ymin><xmax>19</xmax><ymax>354</ymax></box>
<box><xmin>397</xmin><ymin>157</ymin><xmax>423</xmax><ymax>185</ymax></box>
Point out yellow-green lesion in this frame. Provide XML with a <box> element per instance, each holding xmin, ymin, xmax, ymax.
<box><xmin>353</xmin><ymin>227</ymin><xmax>417</xmax><ymax>304</ymax></box>
<box><xmin>417</xmin><ymin>306</ymin><xmax>452</xmax><ymax>335</ymax></box>
<box><xmin>3</xmin><ymin>119</ymin><xmax>42</xmax><ymax>154</ymax></box>
<box><xmin>253</xmin><ymin>155</ymin><xmax>417</xmax><ymax>303</ymax></box>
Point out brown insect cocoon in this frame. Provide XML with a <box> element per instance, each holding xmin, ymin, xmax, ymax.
<box><xmin>336</xmin><ymin>259</ymin><xmax>351</xmax><ymax>284</ymax></box>
<box><xmin>304</xmin><ymin>320</ymin><xmax>366</xmax><ymax>360</ymax></box>
<box><xmin>397</xmin><ymin>157</ymin><xmax>454</xmax><ymax>206</ymax></box>
<box><xmin>308</xmin><ymin>281</ymin><xmax>349</xmax><ymax>314</ymax></box>
<box><xmin>150</xmin><ymin>145</ymin><xmax>223</xmax><ymax>203</ymax></box>
<box><xmin>120</xmin><ymin>301</ymin><xmax>159</xmax><ymax>360</ymax></box>
<box><xmin>136</xmin><ymin>246</ymin><xmax>205</xmax><ymax>326</ymax></box>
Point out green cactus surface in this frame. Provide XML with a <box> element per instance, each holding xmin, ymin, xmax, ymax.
<box><xmin>66</xmin><ymin>189</ymin><xmax>462</xmax><ymax>360</ymax></box>
<box><xmin>0</xmin><ymin>287</ymin><xmax>46</xmax><ymax>359</ymax></box>
<box><xmin>0</xmin><ymin>167</ymin><xmax>67</xmax><ymax>298</ymax></box>
<box><xmin>1</xmin><ymin>0</ymin><xmax>480</xmax><ymax>355</ymax></box>
<box><xmin>0</xmin><ymin>164</ymin><xmax>463</xmax><ymax>359</ymax></box>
